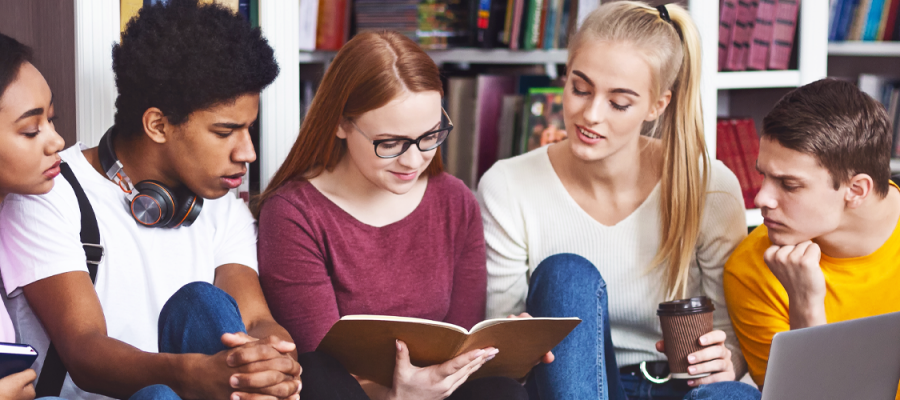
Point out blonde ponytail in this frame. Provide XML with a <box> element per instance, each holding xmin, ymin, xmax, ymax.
<box><xmin>569</xmin><ymin>2</ymin><xmax>709</xmax><ymax>300</ymax></box>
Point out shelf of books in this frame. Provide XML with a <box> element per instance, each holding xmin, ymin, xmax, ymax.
<box><xmin>828</xmin><ymin>42</ymin><xmax>900</xmax><ymax>57</ymax></box>
<box><xmin>299</xmin><ymin>49</ymin><xmax>569</xmax><ymax>65</ymax></box>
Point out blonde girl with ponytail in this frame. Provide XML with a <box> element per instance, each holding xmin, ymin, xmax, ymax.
<box><xmin>477</xmin><ymin>2</ymin><xmax>759</xmax><ymax>399</ymax></box>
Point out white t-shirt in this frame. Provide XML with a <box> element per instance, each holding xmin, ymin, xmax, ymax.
<box><xmin>478</xmin><ymin>145</ymin><xmax>747</xmax><ymax>368</ymax></box>
<box><xmin>0</xmin><ymin>143</ymin><xmax>258</xmax><ymax>400</ymax></box>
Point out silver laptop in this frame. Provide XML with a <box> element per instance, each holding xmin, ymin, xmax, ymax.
<box><xmin>762</xmin><ymin>310</ymin><xmax>900</xmax><ymax>400</ymax></box>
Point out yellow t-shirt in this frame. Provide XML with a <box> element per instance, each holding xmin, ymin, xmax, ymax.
<box><xmin>724</xmin><ymin>184</ymin><xmax>900</xmax><ymax>393</ymax></box>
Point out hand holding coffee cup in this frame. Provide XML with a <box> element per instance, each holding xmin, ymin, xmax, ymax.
<box><xmin>656</xmin><ymin>297</ymin><xmax>736</xmax><ymax>386</ymax></box>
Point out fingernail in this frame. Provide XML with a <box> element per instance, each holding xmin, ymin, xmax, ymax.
<box><xmin>396</xmin><ymin>340</ymin><xmax>401</xmax><ymax>351</ymax></box>
<box><xmin>485</xmin><ymin>355</ymin><xmax>496</xmax><ymax>362</ymax></box>
<box><xmin>475</xmin><ymin>349</ymin><xmax>486</xmax><ymax>357</ymax></box>
<box><xmin>230</xmin><ymin>376</ymin><xmax>239</xmax><ymax>388</ymax></box>
<box><xmin>296</xmin><ymin>380</ymin><xmax>302</xmax><ymax>393</ymax></box>
<box><xmin>488</xmin><ymin>348</ymin><xmax>500</xmax><ymax>356</ymax></box>
<box><xmin>688</xmin><ymin>366</ymin><xmax>696</xmax><ymax>373</ymax></box>
<box><xmin>687</xmin><ymin>380</ymin><xmax>695</xmax><ymax>386</ymax></box>
<box><xmin>687</xmin><ymin>355</ymin><xmax>696</xmax><ymax>363</ymax></box>
<box><xmin>231</xmin><ymin>394</ymin><xmax>240</xmax><ymax>400</ymax></box>
<box><xmin>700</xmin><ymin>336</ymin><xmax>708</xmax><ymax>345</ymax></box>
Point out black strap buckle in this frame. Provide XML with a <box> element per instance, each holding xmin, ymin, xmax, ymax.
<box><xmin>83</xmin><ymin>243</ymin><xmax>104</xmax><ymax>265</ymax></box>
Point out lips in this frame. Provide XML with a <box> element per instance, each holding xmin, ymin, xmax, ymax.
<box><xmin>43</xmin><ymin>159</ymin><xmax>61</xmax><ymax>179</ymax></box>
<box><xmin>576</xmin><ymin>124</ymin><xmax>605</xmax><ymax>144</ymax></box>
<box><xmin>221</xmin><ymin>172</ymin><xmax>245</xmax><ymax>189</ymax></box>
<box><xmin>390</xmin><ymin>170</ymin><xmax>418</xmax><ymax>181</ymax></box>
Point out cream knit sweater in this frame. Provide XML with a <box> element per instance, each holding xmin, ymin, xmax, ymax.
<box><xmin>477</xmin><ymin>145</ymin><xmax>747</xmax><ymax>368</ymax></box>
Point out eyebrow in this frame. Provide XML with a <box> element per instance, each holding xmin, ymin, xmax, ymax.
<box><xmin>755</xmin><ymin>163</ymin><xmax>802</xmax><ymax>181</ymax></box>
<box><xmin>375</xmin><ymin>121</ymin><xmax>441</xmax><ymax>139</ymax></box>
<box><xmin>212</xmin><ymin>122</ymin><xmax>246</xmax><ymax>129</ymax></box>
<box><xmin>14</xmin><ymin>94</ymin><xmax>55</xmax><ymax>123</ymax></box>
<box><xmin>572</xmin><ymin>70</ymin><xmax>640</xmax><ymax>97</ymax></box>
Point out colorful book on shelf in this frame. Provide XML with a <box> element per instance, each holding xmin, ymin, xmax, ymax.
<box><xmin>746</xmin><ymin>0</ymin><xmax>777</xmax><ymax>71</ymax></box>
<box><xmin>725</xmin><ymin>0</ymin><xmax>758</xmax><ymax>71</ymax></box>
<box><xmin>767</xmin><ymin>0</ymin><xmax>800</xmax><ymax>71</ymax></box>
<box><xmin>719</xmin><ymin>0</ymin><xmax>739</xmax><ymax>71</ymax></box>
<box><xmin>848</xmin><ymin>0</ymin><xmax>872</xmax><ymax>40</ymax></box>
<box><xmin>298</xmin><ymin>0</ymin><xmax>319</xmax><ymax>51</ymax></box>
<box><xmin>418</xmin><ymin>1</ymin><xmax>469</xmax><ymax>50</ymax></box>
<box><xmin>863</xmin><ymin>0</ymin><xmax>887</xmax><ymax>40</ymax></box>
<box><xmin>881</xmin><ymin>0</ymin><xmax>900</xmax><ymax>39</ymax></box>
<box><xmin>316</xmin><ymin>0</ymin><xmax>349</xmax><ymax>51</ymax></box>
<box><xmin>520</xmin><ymin>87</ymin><xmax>565</xmax><ymax>155</ymax></box>
<box><xmin>733</xmin><ymin>118</ymin><xmax>764</xmax><ymax>207</ymax></box>
<box><xmin>316</xmin><ymin>315</ymin><xmax>581</xmax><ymax>387</ymax></box>
<box><xmin>537</xmin><ymin>0</ymin><xmax>550</xmax><ymax>48</ymax></box>
<box><xmin>557</xmin><ymin>0</ymin><xmax>573</xmax><ymax>48</ymax></box>
<box><xmin>475</xmin><ymin>75</ymin><xmax>517</xmax><ymax>180</ymax></box>
<box><xmin>524</xmin><ymin>0</ymin><xmax>545</xmax><ymax>49</ymax></box>
<box><xmin>831</xmin><ymin>0</ymin><xmax>862</xmax><ymax>41</ymax></box>
<box><xmin>503</xmin><ymin>0</ymin><xmax>516</xmax><ymax>45</ymax></box>
<box><xmin>509</xmin><ymin>0</ymin><xmax>526</xmax><ymax>49</ymax></box>
<box><xmin>446</xmin><ymin>77</ymin><xmax>479</xmax><ymax>188</ymax></box>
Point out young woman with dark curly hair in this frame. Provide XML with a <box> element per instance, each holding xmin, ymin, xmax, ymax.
<box><xmin>0</xmin><ymin>2</ymin><xmax>364</xmax><ymax>400</ymax></box>
<box><xmin>254</xmin><ymin>31</ymin><xmax>542</xmax><ymax>400</ymax></box>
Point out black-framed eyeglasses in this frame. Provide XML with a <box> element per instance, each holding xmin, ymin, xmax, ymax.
<box><xmin>349</xmin><ymin>108</ymin><xmax>454</xmax><ymax>159</ymax></box>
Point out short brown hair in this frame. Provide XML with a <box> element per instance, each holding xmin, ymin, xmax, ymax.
<box><xmin>762</xmin><ymin>78</ymin><xmax>892</xmax><ymax>197</ymax></box>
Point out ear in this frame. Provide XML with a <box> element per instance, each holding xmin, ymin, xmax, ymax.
<box><xmin>645</xmin><ymin>89</ymin><xmax>672</xmax><ymax>122</ymax></box>
<box><xmin>335</xmin><ymin>120</ymin><xmax>350</xmax><ymax>140</ymax></box>
<box><xmin>142</xmin><ymin>107</ymin><xmax>170</xmax><ymax>144</ymax></box>
<box><xmin>844</xmin><ymin>173</ymin><xmax>874</xmax><ymax>209</ymax></box>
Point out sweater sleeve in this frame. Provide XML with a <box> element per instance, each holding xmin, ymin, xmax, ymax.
<box><xmin>477</xmin><ymin>163</ymin><xmax>530</xmax><ymax>319</ymax></box>
<box><xmin>257</xmin><ymin>194</ymin><xmax>339</xmax><ymax>354</ymax></box>
<box><xmin>695</xmin><ymin>161</ymin><xmax>750</xmax><ymax>375</ymax></box>
<box><xmin>443</xmin><ymin>187</ymin><xmax>487</xmax><ymax>330</ymax></box>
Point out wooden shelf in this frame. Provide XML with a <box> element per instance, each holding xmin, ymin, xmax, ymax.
<box><xmin>300</xmin><ymin>48</ymin><xmax>569</xmax><ymax>65</ymax></box>
<box><xmin>828</xmin><ymin>41</ymin><xmax>900</xmax><ymax>57</ymax></box>
<box><xmin>746</xmin><ymin>208</ymin><xmax>763</xmax><ymax>228</ymax></box>
<box><xmin>717</xmin><ymin>70</ymin><xmax>802</xmax><ymax>90</ymax></box>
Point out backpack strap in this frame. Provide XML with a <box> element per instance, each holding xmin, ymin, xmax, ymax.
<box><xmin>35</xmin><ymin>162</ymin><xmax>102</xmax><ymax>397</ymax></box>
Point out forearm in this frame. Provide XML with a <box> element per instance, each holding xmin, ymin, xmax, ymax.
<box><xmin>788</xmin><ymin>296</ymin><xmax>827</xmax><ymax>330</ymax></box>
<box><xmin>358</xmin><ymin>378</ymin><xmax>391</xmax><ymax>400</ymax></box>
<box><xmin>63</xmin><ymin>333</ymin><xmax>199</xmax><ymax>399</ymax></box>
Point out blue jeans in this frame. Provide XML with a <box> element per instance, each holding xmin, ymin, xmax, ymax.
<box><xmin>525</xmin><ymin>254</ymin><xmax>761</xmax><ymax>400</ymax></box>
<box><xmin>128</xmin><ymin>282</ymin><xmax>368</xmax><ymax>400</ymax></box>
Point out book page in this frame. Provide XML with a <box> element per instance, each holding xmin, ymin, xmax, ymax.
<box><xmin>339</xmin><ymin>315</ymin><xmax>468</xmax><ymax>334</ymax></box>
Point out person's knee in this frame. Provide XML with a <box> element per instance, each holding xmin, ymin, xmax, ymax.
<box><xmin>168</xmin><ymin>281</ymin><xmax>230</xmax><ymax>307</ymax></box>
<box><xmin>128</xmin><ymin>384</ymin><xmax>180</xmax><ymax>400</ymax></box>
<box><xmin>685</xmin><ymin>381</ymin><xmax>761</xmax><ymax>400</ymax></box>
<box><xmin>529</xmin><ymin>253</ymin><xmax>604</xmax><ymax>298</ymax></box>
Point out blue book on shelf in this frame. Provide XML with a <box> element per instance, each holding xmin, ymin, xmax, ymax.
<box><xmin>834</xmin><ymin>0</ymin><xmax>861</xmax><ymax>41</ymax></box>
<box><xmin>863</xmin><ymin>0</ymin><xmax>887</xmax><ymax>40</ymax></box>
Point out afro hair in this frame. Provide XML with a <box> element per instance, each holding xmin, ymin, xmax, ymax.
<box><xmin>112</xmin><ymin>0</ymin><xmax>278</xmax><ymax>138</ymax></box>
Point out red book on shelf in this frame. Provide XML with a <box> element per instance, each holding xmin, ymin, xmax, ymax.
<box><xmin>717</xmin><ymin>119</ymin><xmax>754</xmax><ymax>209</ymax></box>
<box><xmin>882</xmin><ymin>0</ymin><xmax>900</xmax><ymax>40</ymax></box>
<box><xmin>315</xmin><ymin>0</ymin><xmax>348</xmax><ymax>51</ymax></box>
<box><xmin>746</xmin><ymin>0</ymin><xmax>777</xmax><ymax>71</ymax></box>
<box><xmin>725</xmin><ymin>0</ymin><xmax>759</xmax><ymax>71</ymax></box>
<box><xmin>719</xmin><ymin>0</ymin><xmax>739</xmax><ymax>72</ymax></box>
<box><xmin>767</xmin><ymin>0</ymin><xmax>800</xmax><ymax>71</ymax></box>
<box><xmin>537</xmin><ymin>0</ymin><xmax>550</xmax><ymax>48</ymax></box>
<box><xmin>509</xmin><ymin>0</ymin><xmax>525</xmax><ymax>50</ymax></box>
<box><xmin>733</xmin><ymin>118</ymin><xmax>763</xmax><ymax>207</ymax></box>
<box><xmin>475</xmin><ymin>75</ymin><xmax>517</xmax><ymax>180</ymax></box>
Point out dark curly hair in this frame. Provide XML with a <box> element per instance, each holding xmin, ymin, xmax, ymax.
<box><xmin>0</xmin><ymin>32</ymin><xmax>34</xmax><ymax>108</ymax></box>
<box><xmin>112</xmin><ymin>0</ymin><xmax>278</xmax><ymax>138</ymax></box>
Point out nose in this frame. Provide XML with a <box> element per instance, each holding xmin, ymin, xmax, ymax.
<box><xmin>396</xmin><ymin>144</ymin><xmax>426</xmax><ymax>169</ymax></box>
<box><xmin>45</xmin><ymin>122</ymin><xmax>65</xmax><ymax>155</ymax></box>
<box><xmin>233</xmin><ymin>129</ymin><xmax>257</xmax><ymax>164</ymax></box>
<box><xmin>754</xmin><ymin>179</ymin><xmax>777</xmax><ymax>210</ymax></box>
<box><xmin>581</xmin><ymin>97</ymin><xmax>606</xmax><ymax>127</ymax></box>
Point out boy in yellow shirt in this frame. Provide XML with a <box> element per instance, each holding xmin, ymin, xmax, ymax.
<box><xmin>724</xmin><ymin>78</ymin><xmax>900</xmax><ymax>395</ymax></box>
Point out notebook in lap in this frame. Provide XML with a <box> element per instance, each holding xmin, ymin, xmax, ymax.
<box><xmin>762</xmin><ymin>310</ymin><xmax>900</xmax><ymax>400</ymax></box>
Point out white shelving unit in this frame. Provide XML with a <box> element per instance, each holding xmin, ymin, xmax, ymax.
<box><xmin>828</xmin><ymin>41</ymin><xmax>900</xmax><ymax>56</ymax></box>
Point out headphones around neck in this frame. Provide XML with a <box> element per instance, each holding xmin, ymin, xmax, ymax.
<box><xmin>98</xmin><ymin>127</ymin><xmax>203</xmax><ymax>228</ymax></box>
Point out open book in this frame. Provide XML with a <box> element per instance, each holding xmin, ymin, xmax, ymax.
<box><xmin>316</xmin><ymin>315</ymin><xmax>581</xmax><ymax>387</ymax></box>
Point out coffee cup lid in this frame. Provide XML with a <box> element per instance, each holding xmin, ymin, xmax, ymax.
<box><xmin>657</xmin><ymin>296</ymin><xmax>715</xmax><ymax>316</ymax></box>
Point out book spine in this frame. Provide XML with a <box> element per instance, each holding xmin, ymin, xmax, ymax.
<box><xmin>735</xmin><ymin>118</ymin><xmax>764</xmax><ymax>207</ymax></box>
<box><xmin>848</xmin><ymin>0</ymin><xmax>872</xmax><ymax>40</ymax></box>
<box><xmin>537</xmin><ymin>0</ymin><xmax>549</xmax><ymax>48</ymax></box>
<box><xmin>298</xmin><ymin>0</ymin><xmax>320</xmax><ymax>51</ymax></box>
<box><xmin>503</xmin><ymin>0</ymin><xmax>516</xmax><ymax>44</ymax></box>
<box><xmin>557</xmin><ymin>0</ymin><xmax>573</xmax><ymax>48</ymax></box>
<box><xmin>716</xmin><ymin>119</ymin><xmax>753</xmax><ymax>208</ymax></box>
<box><xmin>746</xmin><ymin>0</ymin><xmax>777</xmax><ymax>71</ymax></box>
<box><xmin>740</xmin><ymin>0</ymin><xmax>760</xmax><ymax>68</ymax></box>
<box><xmin>863</xmin><ymin>0</ymin><xmax>887</xmax><ymax>40</ymax></box>
<box><xmin>725</xmin><ymin>0</ymin><xmax>754</xmax><ymax>71</ymax></box>
<box><xmin>882</xmin><ymin>0</ymin><xmax>900</xmax><ymax>39</ymax></box>
<box><xmin>719</xmin><ymin>0</ymin><xmax>739</xmax><ymax>71</ymax></box>
<box><xmin>510</xmin><ymin>0</ymin><xmax>525</xmax><ymax>50</ymax></box>
<box><xmin>876</xmin><ymin>0</ymin><xmax>893</xmax><ymax>39</ymax></box>
<box><xmin>836</xmin><ymin>0</ymin><xmax>861</xmax><ymax>40</ymax></box>
<box><xmin>542</xmin><ymin>0</ymin><xmax>558</xmax><ymax>49</ymax></box>
<box><xmin>767</xmin><ymin>0</ymin><xmax>800</xmax><ymax>70</ymax></box>
<box><xmin>524</xmin><ymin>0</ymin><xmax>543</xmax><ymax>50</ymax></box>
<box><xmin>316</xmin><ymin>0</ymin><xmax>348</xmax><ymax>51</ymax></box>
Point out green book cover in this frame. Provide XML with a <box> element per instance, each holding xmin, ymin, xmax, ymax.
<box><xmin>524</xmin><ymin>0</ymin><xmax>544</xmax><ymax>50</ymax></box>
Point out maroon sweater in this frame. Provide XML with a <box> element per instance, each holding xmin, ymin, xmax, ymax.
<box><xmin>257</xmin><ymin>173</ymin><xmax>487</xmax><ymax>353</ymax></box>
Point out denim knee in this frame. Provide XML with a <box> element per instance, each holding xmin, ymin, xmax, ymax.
<box><xmin>686</xmin><ymin>381</ymin><xmax>761</xmax><ymax>400</ymax></box>
<box><xmin>528</xmin><ymin>253</ymin><xmax>604</xmax><ymax>305</ymax></box>
<box><xmin>158</xmin><ymin>281</ymin><xmax>246</xmax><ymax>354</ymax></box>
<box><xmin>128</xmin><ymin>384</ymin><xmax>180</xmax><ymax>400</ymax></box>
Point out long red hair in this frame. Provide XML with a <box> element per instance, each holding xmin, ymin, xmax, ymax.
<box><xmin>253</xmin><ymin>31</ymin><xmax>444</xmax><ymax>217</ymax></box>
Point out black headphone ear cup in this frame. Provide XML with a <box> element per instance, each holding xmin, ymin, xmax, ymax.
<box><xmin>131</xmin><ymin>181</ymin><xmax>176</xmax><ymax>227</ymax></box>
<box><xmin>167</xmin><ymin>194</ymin><xmax>203</xmax><ymax>228</ymax></box>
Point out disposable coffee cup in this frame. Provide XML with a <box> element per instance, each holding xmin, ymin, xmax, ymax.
<box><xmin>657</xmin><ymin>296</ymin><xmax>715</xmax><ymax>379</ymax></box>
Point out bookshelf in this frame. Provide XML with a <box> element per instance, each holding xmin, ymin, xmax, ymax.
<box><xmin>300</xmin><ymin>48</ymin><xmax>569</xmax><ymax>65</ymax></box>
<box><xmin>828</xmin><ymin>41</ymin><xmax>900</xmax><ymax>56</ymax></box>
